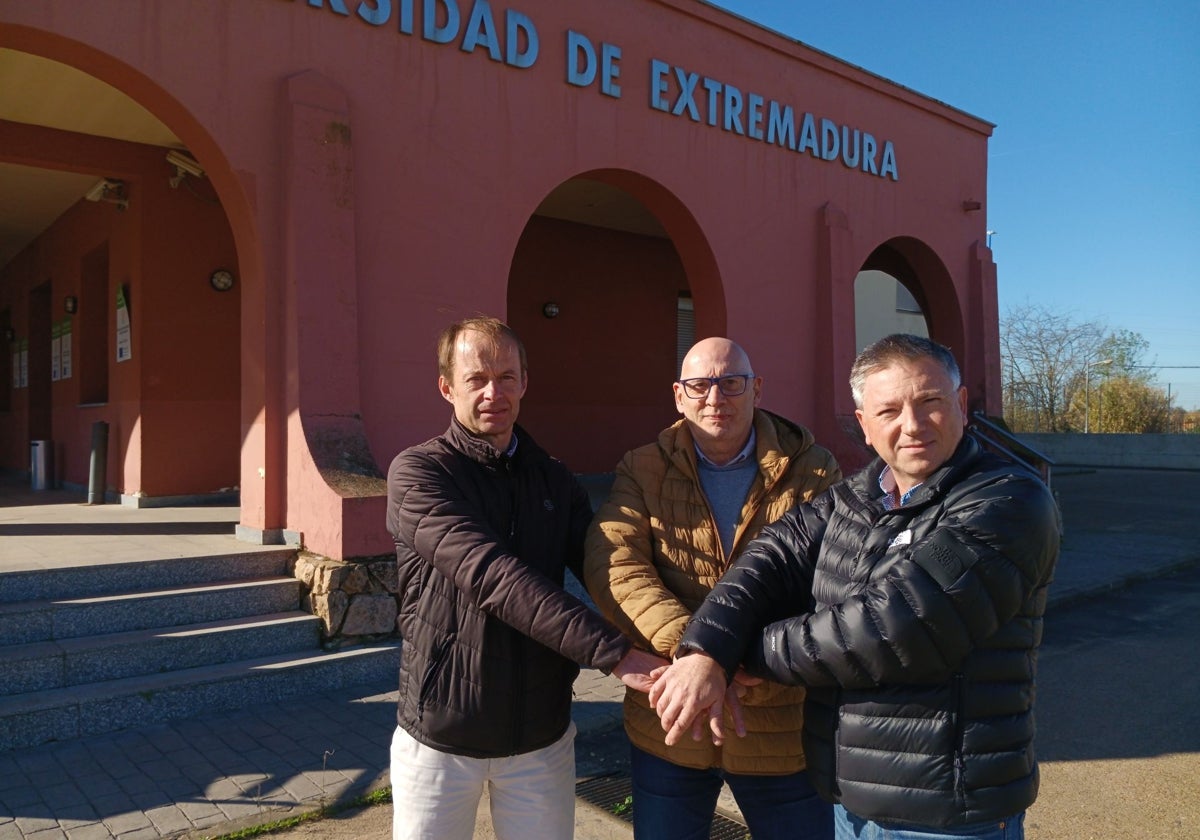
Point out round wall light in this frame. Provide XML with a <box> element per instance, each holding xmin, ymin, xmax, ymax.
<box><xmin>210</xmin><ymin>269</ymin><xmax>235</xmax><ymax>292</ymax></box>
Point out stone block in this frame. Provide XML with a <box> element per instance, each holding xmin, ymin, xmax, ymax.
<box><xmin>310</xmin><ymin>591</ymin><xmax>349</xmax><ymax>635</ymax></box>
<box><xmin>340</xmin><ymin>594</ymin><xmax>398</xmax><ymax>636</ymax></box>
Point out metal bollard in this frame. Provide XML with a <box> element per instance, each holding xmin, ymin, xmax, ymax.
<box><xmin>88</xmin><ymin>421</ymin><xmax>109</xmax><ymax>505</ymax></box>
<box><xmin>30</xmin><ymin>440</ymin><xmax>53</xmax><ymax>490</ymax></box>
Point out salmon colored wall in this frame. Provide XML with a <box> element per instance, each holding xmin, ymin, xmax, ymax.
<box><xmin>2</xmin><ymin>1</ymin><xmax>995</xmax><ymax>557</ymax></box>
<box><xmin>0</xmin><ymin>126</ymin><xmax>239</xmax><ymax>497</ymax></box>
<box><xmin>136</xmin><ymin>164</ymin><xmax>240</xmax><ymax>497</ymax></box>
<box><xmin>508</xmin><ymin>216</ymin><xmax>684</xmax><ymax>473</ymax></box>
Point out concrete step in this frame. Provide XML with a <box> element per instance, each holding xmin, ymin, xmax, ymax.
<box><xmin>0</xmin><ymin>611</ymin><xmax>322</xmax><ymax>696</ymax></box>
<box><xmin>0</xmin><ymin>550</ymin><xmax>296</xmax><ymax>603</ymax></box>
<box><xmin>0</xmin><ymin>577</ymin><xmax>302</xmax><ymax>645</ymax></box>
<box><xmin>0</xmin><ymin>642</ymin><xmax>402</xmax><ymax>751</ymax></box>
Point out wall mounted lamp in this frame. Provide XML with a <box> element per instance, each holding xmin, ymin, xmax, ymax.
<box><xmin>64</xmin><ymin>295</ymin><xmax>78</xmax><ymax>315</ymax></box>
<box><xmin>3</xmin><ymin>327</ymin><xmax>14</xmax><ymax>343</ymax></box>
<box><xmin>961</xmin><ymin>199</ymin><xmax>982</xmax><ymax>212</ymax></box>
<box><xmin>542</xmin><ymin>302</ymin><xmax>560</xmax><ymax>319</ymax></box>
<box><xmin>209</xmin><ymin>269</ymin><xmax>235</xmax><ymax>292</ymax></box>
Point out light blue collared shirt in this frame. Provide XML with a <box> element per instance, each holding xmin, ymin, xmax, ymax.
<box><xmin>879</xmin><ymin>465</ymin><xmax>921</xmax><ymax>510</ymax></box>
<box><xmin>694</xmin><ymin>427</ymin><xmax>757</xmax><ymax>467</ymax></box>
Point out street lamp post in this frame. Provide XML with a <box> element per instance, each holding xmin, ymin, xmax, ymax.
<box><xmin>1084</xmin><ymin>358</ymin><xmax>1113</xmax><ymax>434</ymax></box>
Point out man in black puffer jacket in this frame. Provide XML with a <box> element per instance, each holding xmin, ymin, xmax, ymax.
<box><xmin>386</xmin><ymin>317</ymin><xmax>664</xmax><ymax>840</ymax></box>
<box><xmin>652</xmin><ymin>334</ymin><xmax>1060</xmax><ymax>840</ymax></box>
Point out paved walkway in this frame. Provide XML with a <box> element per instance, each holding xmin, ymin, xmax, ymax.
<box><xmin>1</xmin><ymin>467</ymin><xmax>1198</xmax><ymax>839</ymax></box>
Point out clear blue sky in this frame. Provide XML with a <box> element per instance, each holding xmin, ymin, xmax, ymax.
<box><xmin>711</xmin><ymin>1</ymin><xmax>1200</xmax><ymax>409</ymax></box>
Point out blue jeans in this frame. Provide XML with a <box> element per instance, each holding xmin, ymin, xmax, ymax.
<box><xmin>834</xmin><ymin>805</ymin><xmax>1024</xmax><ymax>840</ymax></box>
<box><xmin>630</xmin><ymin>745</ymin><xmax>832</xmax><ymax>840</ymax></box>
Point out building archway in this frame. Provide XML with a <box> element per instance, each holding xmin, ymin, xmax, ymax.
<box><xmin>860</xmin><ymin>238</ymin><xmax>965</xmax><ymax>361</ymax></box>
<box><xmin>0</xmin><ymin>40</ymin><xmax>270</xmax><ymax>526</ymax></box>
<box><xmin>854</xmin><ymin>269</ymin><xmax>929</xmax><ymax>352</ymax></box>
<box><xmin>507</xmin><ymin>171</ymin><xmax>723</xmax><ymax>473</ymax></box>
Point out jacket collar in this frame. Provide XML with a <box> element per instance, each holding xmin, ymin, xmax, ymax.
<box><xmin>862</xmin><ymin>434</ymin><xmax>982</xmax><ymax>507</ymax></box>
<box><xmin>660</xmin><ymin>408</ymin><xmax>811</xmax><ymax>483</ymax></box>
<box><xmin>444</xmin><ymin>416</ymin><xmax>535</xmax><ymax>468</ymax></box>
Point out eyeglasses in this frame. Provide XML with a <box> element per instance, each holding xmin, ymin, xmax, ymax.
<box><xmin>676</xmin><ymin>374</ymin><xmax>754</xmax><ymax>399</ymax></box>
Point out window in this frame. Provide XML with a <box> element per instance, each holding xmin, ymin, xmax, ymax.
<box><xmin>676</xmin><ymin>293</ymin><xmax>694</xmax><ymax>376</ymax></box>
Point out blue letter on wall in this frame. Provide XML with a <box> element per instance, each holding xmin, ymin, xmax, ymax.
<box><xmin>820</xmin><ymin>118</ymin><xmax>839</xmax><ymax>161</ymax></box>
<box><xmin>506</xmin><ymin>10</ymin><xmax>538</xmax><ymax>68</ymax></box>
<box><xmin>311</xmin><ymin>0</ymin><xmax>351</xmax><ymax>14</ymax></box>
<box><xmin>462</xmin><ymin>0</ymin><xmax>501</xmax><ymax>60</ymax></box>
<box><xmin>567</xmin><ymin>30</ymin><xmax>597</xmax><ymax>86</ymax></box>
<box><xmin>600</xmin><ymin>42</ymin><xmax>621</xmax><ymax>97</ymax></box>
<box><xmin>357</xmin><ymin>0</ymin><xmax>390</xmax><ymax>25</ymax></box>
<box><xmin>424</xmin><ymin>0</ymin><xmax>459</xmax><ymax>43</ymax></box>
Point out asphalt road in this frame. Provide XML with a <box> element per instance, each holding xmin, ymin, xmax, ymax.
<box><xmin>1025</xmin><ymin>563</ymin><xmax>1200</xmax><ymax>839</ymax></box>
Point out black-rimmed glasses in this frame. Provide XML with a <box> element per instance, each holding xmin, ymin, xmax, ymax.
<box><xmin>676</xmin><ymin>374</ymin><xmax>754</xmax><ymax>399</ymax></box>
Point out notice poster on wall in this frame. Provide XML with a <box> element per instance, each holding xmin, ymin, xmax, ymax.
<box><xmin>11</xmin><ymin>337</ymin><xmax>19</xmax><ymax>388</ymax></box>
<box><xmin>116</xmin><ymin>285</ymin><xmax>132</xmax><ymax>362</ymax></box>
<box><xmin>51</xmin><ymin>321</ymin><xmax>61</xmax><ymax>381</ymax></box>
<box><xmin>60</xmin><ymin>319</ymin><xmax>72</xmax><ymax>380</ymax></box>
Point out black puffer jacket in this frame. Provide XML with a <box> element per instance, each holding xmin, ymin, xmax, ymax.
<box><xmin>386</xmin><ymin>419</ymin><xmax>630</xmax><ymax>758</ymax></box>
<box><xmin>680</xmin><ymin>436</ymin><xmax>1060</xmax><ymax>827</ymax></box>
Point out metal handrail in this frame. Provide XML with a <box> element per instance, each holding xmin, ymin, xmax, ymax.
<box><xmin>969</xmin><ymin>411</ymin><xmax>1055</xmax><ymax>487</ymax></box>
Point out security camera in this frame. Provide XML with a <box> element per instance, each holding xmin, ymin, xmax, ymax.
<box><xmin>83</xmin><ymin>178</ymin><xmax>129</xmax><ymax>209</ymax></box>
<box><xmin>84</xmin><ymin>179</ymin><xmax>110</xmax><ymax>202</ymax></box>
<box><xmin>167</xmin><ymin>150</ymin><xmax>205</xmax><ymax>188</ymax></box>
<box><xmin>166</xmin><ymin>150</ymin><xmax>204</xmax><ymax>178</ymax></box>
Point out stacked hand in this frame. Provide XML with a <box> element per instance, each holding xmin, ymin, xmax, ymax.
<box><xmin>615</xmin><ymin>649</ymin><xmax>759</xmax><ymax>746</ymax></box>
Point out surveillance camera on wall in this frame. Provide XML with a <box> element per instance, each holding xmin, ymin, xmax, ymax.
<box><xmin>166</xmin><ymin>150</ymin><xmax>205</xmax><ymax>179</ymax></box>
<box><xmin>84</xmin><ymin>179</ymin><xmax>111</xmax><ymax>202</ymax></box>
<box><xmin>84</xmin><ymin>178</ymin><xmax>129</xmax><ymax>209</ymax></box>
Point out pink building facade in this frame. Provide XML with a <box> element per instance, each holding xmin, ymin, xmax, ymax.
<box><xmin>0</xmin><ymin>1</ymin><xmax>1000</xmax><ymax>560</ymax></box>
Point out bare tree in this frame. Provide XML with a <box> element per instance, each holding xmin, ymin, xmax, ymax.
<box><xmin>1000</xmin><ymin>303</ymin><xmax>1105</xmax><ymax>432</ymax></box>
<box><xmin>1000</xmin><ymin>304</ymin><xmax>1166</xmax><ymax>433</ymax></box>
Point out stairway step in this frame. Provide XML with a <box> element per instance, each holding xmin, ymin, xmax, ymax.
<box><xmin>0</xmin><ymin>642</ymin><xmax>402</xmax><ymax>751</ymax></box>
<box><xmin>0</xmin><ymin>612</ymin><xmax>322</xmax><ymax>696</ymax></box>
<box><xmin>0</xmin><ymin>577</ymin><xmax>302</xmax><ymax>644</ymax></box>
<box><xmin>0</xmin><ymin>550</ymin><xmax>296</xmax><ymax>604</ymax></box>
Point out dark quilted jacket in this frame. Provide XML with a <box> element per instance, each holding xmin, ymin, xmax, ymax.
<box><xmin>386</xmin><ymin>418</ymin><xmax>629</xmax><ymax>758</ymax></box>
<box><xmin>679</xmin><ymin>435</ymin><xmax>1060</xmax><ymax>827</ymax></box>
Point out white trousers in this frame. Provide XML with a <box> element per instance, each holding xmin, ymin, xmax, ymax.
<box><xmin>390</xmin><ymin>723</ymin><xmax>576</xmax><ymax>840</ymax></box>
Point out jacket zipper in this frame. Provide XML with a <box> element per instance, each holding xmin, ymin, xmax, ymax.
<box><xmin>951</xmin><ymin>672</ymin><xmax>967</xmax><ymax>808</ymax></box>
<box><xmin>506</xmin><ymin>460</ymin><xmax>522</xmax><ymax>750</ymax></box>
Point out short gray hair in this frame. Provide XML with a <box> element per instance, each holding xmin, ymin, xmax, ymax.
<box><xmin>849</xmin><ymin>334</ymin><xmax>961</xmax><ymax>408</ymax></box>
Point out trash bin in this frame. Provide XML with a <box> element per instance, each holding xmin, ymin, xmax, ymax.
<box><xmin>30</xmin><ymin>440</ymin><xmax>54</xmax><ymax>491</ymax></box>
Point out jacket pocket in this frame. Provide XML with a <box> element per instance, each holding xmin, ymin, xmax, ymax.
<box><xmin>417</xmin><ymin>634</ymin><xmax>455</xmax><ymax>721</ymax></box>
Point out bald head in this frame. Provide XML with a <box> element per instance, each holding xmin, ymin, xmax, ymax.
<box><xmin>673</xmin><ymin>337</ymin><xmax>761</xmax><ymax>465</ymax></box>
<box><xmin>679</xmin><ymin>337</ymin><xmax>752</xmax><ymax>380</ymax></box>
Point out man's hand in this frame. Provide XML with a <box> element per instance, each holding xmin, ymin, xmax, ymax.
<box><xmin>612</xmin><ymin>648</ymin><xmax>672</xmax><ymax>694</ymax></box>
<box><xmin>648</xmin><ymin>653</ymin><xmax>728</xmax><ymax>746</ymax></box>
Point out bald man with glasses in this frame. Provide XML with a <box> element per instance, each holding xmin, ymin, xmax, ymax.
<box><xmin>584</xmin><ymin>337</ymin><xmax>841</xmax><ymax>840</ymax></box>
